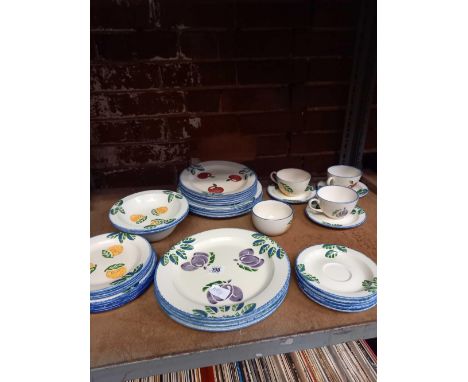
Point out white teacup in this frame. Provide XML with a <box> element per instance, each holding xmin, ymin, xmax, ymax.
<box><xmin>307</xmin><ymin>185</ymin><xmax>358</xmax><ymax>219</ymax></box>
<box><xmin>252</xmin><ymin>200</ymin><xmax>293</xmax><ymax>236</ymax></box>
<box><xmin>326</xmin><ymin>165</ymin><xmax>362</xmax><ymax>188</ymax></box>
<box><xmin>270</xmin><ymin>168</ymin><xmax>311</xmax><ymax>197</ymax></box>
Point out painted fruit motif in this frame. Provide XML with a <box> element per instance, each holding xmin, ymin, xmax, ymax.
<box><xmin>226</xmin><ymin>174</ymin><xmax>242</xmax><ymax>182</ymax></box>
<box><xmin>197</xmin><ymin>172</ymin><xmax>214</xmax><ymax>179</ymax></box>
<box><xmin>108</xmin><ymin>244</ymin><xmax>124</xmax><ymax>257</ymax></box>
<box><xmin>156</xmin><ymin>206</ymin><xmax>168</xmax><ymax>214</ymax></box>
<box><xmin>90</xmin><ymin>263</ymin><xmax>97</xmax><ymax>274</ymax></box>
<box><xmin>130</xmin><ymin>214</ymin><xmax>147</xmax><ymax>224</ymax></box>
<box><xmin>181</xmin><ymin>252</ymin><xmax>209</xmax><ymax>271</ymax></box>
<box><xmin>333</xmin><ymin>208</ymin><xmax>349</xmax><ymax>218</ymax></box>
<box><xmin>208</xmin><ymin>184</ymin><xmax>224</xmax><ymax>193</ymax></box>
<box><xmin>105</xmin><ymin>264</ymin><xmax>127</xmax><ymax>279</ymax></box>
<box><xmin>238</xmin><ymin>248</ymin><xmax>264</xmax><ymax>268</ymax></box>
<box><xmin>206</xmin><ymin>282</ymin><xmax>243</xmax><ymax>304</ymax></box>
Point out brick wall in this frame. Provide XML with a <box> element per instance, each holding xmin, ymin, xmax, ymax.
<box><xmin>91</xmin><ymin>0</ymin><xmax>366</xmax><ymax>188</ymax></box>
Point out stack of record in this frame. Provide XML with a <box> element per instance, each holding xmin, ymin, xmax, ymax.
<box><xmin>295</xmin><ymin>244</ymin><xmax>377</xmax><ymax>312</ymax></box>
<box><xmin>90</xmin><ymin>232</ymin><xmax>156</xmax><ymax>313</ymax></box>
<box><xmin>154</xmin><ymin>228</ymin><xmax>290</xmax><ymax>331</ymax></box>
<box><xmin>178</xmin><ymin>161</ymin><xmax>262</xmax><ymax>218</ymax></box>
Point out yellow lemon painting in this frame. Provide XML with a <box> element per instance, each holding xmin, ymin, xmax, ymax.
<box><xmin>130</xmin><ymin>214</ymin><xmax>147</xmax><ymax>224</ymax></box>
<box><xmin>156</xmin><ymin>206</ymin><xmax>168</xmax><ymax>214</ymax></box>
<box><xmin>90</xmin><ymin>263</ymin><xmax>97</xmax><ymax>274</ymax></box>
<box><xmin>108</xmin><ymin>244</ymin><xmax>124</xmax><ymax>256</ymax></box>
<box><xmin>105</xmin><ymin>263</ymin><xmax>127</xmax><ymax>279</ymax></box>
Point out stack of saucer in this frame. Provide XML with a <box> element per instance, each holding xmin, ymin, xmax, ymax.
<box><xmin>90</xmin><ymin>233</ymin><xmax>156</xmax><ymax>313</ymax></box>
<box><xmin>178</xmin><ymin>161</ymin><xmax>262</xmax><ymax>218</ymax></box>
<box><xmin>295</xmin><ymin>244</ymin><xmax>377</xmax><ymax>312</ymax></box>
<box><xmin>154</xmin><ymin>228</ymin><xmax>290</xmax><ymax>331</ymax></box>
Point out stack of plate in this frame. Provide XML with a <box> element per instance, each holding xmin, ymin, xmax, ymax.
<box><xmin>295</xmin><ymin>244</ymin><xmax>377</xmax><ymax>312</ymax></box>
<box><xmin>90</xmin><ymin>232</ymin><xmax>157</xmax><ymax>313</ymax></box>
<box><xmin>178</xmin><ymin>161</ymin><xmax>262</xmax><ymax>218</ymax></box>
<box><xmin>154</xmin><ymin>228</ymin><xmax>290</xmax><ymax>331</ymax></box>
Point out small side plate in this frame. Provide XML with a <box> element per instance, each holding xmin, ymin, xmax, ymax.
<box><xmin>267</xmin><ymin>185</ymin><xmax>316</xmax><ymax>204</ymax></box>
<box><xmin>305</xmin><ymin>205</ymin><xmax>366</xmax><ymax>229</ymax></box>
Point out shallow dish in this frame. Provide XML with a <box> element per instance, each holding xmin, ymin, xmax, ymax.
<box><xmin>108</xmin><ymin>190</ymin><xmax>189</xmax><ymax>241</ymax></box>
<box><xmin>252</xmin><ymin>200</ymin><xmax>293</xmax><ymax>236</ymax></box>
<box><xmin>267</xmin><ymin>184</ymin><xmax>316</xmax><ymax>204</ymax></box>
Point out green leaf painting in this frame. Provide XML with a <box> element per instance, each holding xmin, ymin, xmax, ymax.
<box><xmin>106</xmin><ymin>232</ymin><xmax>136</xmax><ymax>243</ymax></box>
<box><xmin>110</xmin><ymin>264</ymin><xmax>143</xmax><ymax>285</ymax></box>
<box><xmin>208</xmin><ymin>252</ymin><xmax>215</xmax><ymax>266</ymax></box>
<box><xmin>102</xmin><ymin>250</ymin><xmax>113</xmax><ymax>258</ymax></box>
<box><xmin>259</xmin><ymin>244</ymin><xmax>270</xmax><ymax>254</ymax></box>
<box><xmin>90</xmin><ymin>264</ymin><xmax>97</xmax><ymax>274</ymax></box>
<box><xmin>231</xmin><ymin>303</ymin><xmax>244</xmax><ymax>311</ymax></box>
<box><xmin>169</xmin><ymin>254</ymin><xmax>179</xmax><ymax>265</ymax></box>
<box><xmin>110</xmin><ymin>200</ymin><xmax>125</xmax><ymax>215</ymax></box>
<box><xmin>105</xmin><ymin>263</ymin><xmax>125</xmax><ymax>271</ymax></box>
<box><xmin>362</xmin><ymin>277</ymin><xmax>377</xmax><ymax>293</ymax></box>
<box><xmin>351</xmin><ymin>206</ymin><xmax>365</xmax><ymax>215</ymax></box>
<box><xmin>237</xmin><ymin>263</ymin><xmax>258</xmax><ymax>272</ymax></box>
<box><xmin>325</xmin><ymin>250</ymin><xmax>338</xmax><ymax>258</ymax></box>
<box><xmin>161</xmin><ymin>236</ymin><xmax>197</xmax><ymax>267</ymax></box>
<box><xmin>280</xmin><ymin>182</ymin><xmax>293</xmax><ymax>194</ymax></box>
<box><xmin>297</xmin><ymin>263</ymin><xmax>320</xmax><ymax>284</ymax></box>
<box><xmin>322</xmin><ymin>244</ymin><xmax>347</xmax><ymax>253</ymax></box>
<box><xmin>205</xmin><ymin>306</ymin><xmax>218</xmax><ymax>314</ymax></box>
<box><xmin>250</xmin><ymin>232</ymin><xmax>287</xmax><ymax>261</ymax></box>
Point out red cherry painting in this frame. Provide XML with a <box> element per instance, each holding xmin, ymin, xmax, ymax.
<box><xmin>226</xmin><ymin>174</ymin><xmax>242</xmax><ymax>182</ymax></box>
<box><xmin>197</xmin><ymin>172</ymin><xmax>214</xmax><ymax>179</ymax></box>
<box><xmin>208</xmin><ymin>184</ymin><xmax>224</xmax><ymax>193</ymax></box>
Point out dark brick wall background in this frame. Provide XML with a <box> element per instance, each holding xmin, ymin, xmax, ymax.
<box><xmin>91</xmin><ymin>0</ymin><xmax>377</xmax><ymax>188</ymax></box>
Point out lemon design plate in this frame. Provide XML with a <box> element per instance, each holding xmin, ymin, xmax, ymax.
<box><xmin>90</xmin><ymin>233</ymin><xmax>153</xmax><ymax>293</ymax></box>
<box><xmin>109</xmin><ymin>190</ymin><xmax>189</xmax><ymax>234</ymax></box>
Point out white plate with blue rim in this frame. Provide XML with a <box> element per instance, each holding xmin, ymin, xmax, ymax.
<box><xmin>267</xmin><ymin>184</ymin><xmax>316</xmax><ymax>204</ymax></box>
<box><xmin>305</xmin><ymin>205</ymin><xmax>367</xmax><ymax>229</ymax></box>
<box><xmin>179</xmin><ymin>161</ymin><xmax>257</xmax><ymax>198</ymax></box>
<box><xmin>154</xmin><ymin>228</ymin><xmax>289</xmax><ymax>329</ymax></box>
<box><xmin>296</xmin><ymin>244</ymin><xmax>377</xmax><ymax>299</ymax></box>
<box><xmin>317</xmin><ymin>180</ymin><xmax>369</xmax><ymax>198</ymax></box>
<box><xmin>90</xmin><ymin>233</ymin><xmax>153</xmax><ymax>294</ymax></box>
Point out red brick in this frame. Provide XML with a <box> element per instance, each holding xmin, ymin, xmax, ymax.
<box><xmin>293</xmin><ymin>29</ymin><xmax>355</xmax><ymax>56</ymax></box>
<box><xmin>91</xmin><ymin>118</ymin><xmax>167</xmax><ymax>144</ymax></box>
<box><xmin>237</xmin><ymin>0</ymin><xmax>310</xmax><ymax>28</ymax></box>
<box><xmin>291</xmin><ymin>83</ymin><xmax>349</xmax><ymax>110</ymax></box>
<box><xmin>292</xmin><ymin>57</ymin><xmax>353</xmax><ymax>82</ymax></box>
<box><xmin>161</xmin><ymin>63</ymin><xmax>199</xmax><ymax>88</ymax></box>
<box><xmin>291</xmin><ymin>131</ymin><xmax>342</xmax><ymax>154</ymax></box>
<box><xmin>185</xmin><ymin>0</ymin><xmax>236</xmax><ymax>28</ymax></box>
<box><xmin>303</xmin><ymin>109</ymin><xmax>346</xmax><ymax>131</ymax></box>
<box><xmin>167</xmin><ymin>116</ymin><xmax>201</xmax><ymax>140</ymax></box>
<box><xmin>93</xmin><ymin>31</ymin><xmax>177</xmax><ymax>60</ymax></box>
<box><xmin>92</xmin><ymin>164</ymin><xmax>179</xmax><ymax>189</ymax></box>
<box><xmin>91</xmin><ymin>143</ymin><xmax>190</xmax><ymax>170</ymax></box>
<box><xmin>255</xmin><ymin>134</ymin><xmax>289</xmax><ymax>156</ymax></box>
<box><xmin>243</xmin><ymin>156</ymin><xmax>304</xmax><ymax>181</ymax></box>
<box><xmin>158</xmin><ymin>0</ymin><xmax>189</xmax><ymax>28</ymax></box>
<box><xmin>238</xmin><ymin>111</ymin><xmax>301</xmax><ymax>134</ymax></box>
<box><xmin>219</xmin><ymin>30</ymin><xmax>292</xmax><ymax>59</ymax></box>
<box><xmin>91</xmin><ymin>91</ymin><xmax>185</xmax><ymax>118</ymax></box>
<box><xmin>195</xmin><ymin>62</ymin><xmax>236</xmax><ymax>86</ymax></box>
<box><xmin>91</xmin><ymin>0</ymin><xmax>153</xmax><ymax>29</ymax></box>
<box><xmin>185</xmin><ymin>90</ymin><xmax>221</xmax><ymax>112</ymax></box>
<box><xmin>312</xmin><ymin>0</ymin><xmax>359</xmax><ymax>27</ymax></box>
<box><xmin>91</xmin><ymin>63</ymin><xmax>161</xmax><ymax>91</ymax></box>
<box><xmin>180</xmin><ymin>31</ymin><xmax>218</xmax><ymax>59</ymax></box>
<box><xmin>237</xmin><ymin>60</ymin><xmax>291</xmax><ymax>85</ymax></box>
<box><xmin>300</xmin><ymin>151</ymin><xmax>340</xmax><ymax>176</ymax></box>
<box><xmin>365</xmin><ymin>108</ymin><xmax>377</xmax><ymax>150</ymax></box>
<box><xmin>221</xmin><ymin>87</ymin><xmax>289</xmax><ymax>112</ymax></box>
<box><xmin>197</xmin><ymin>114</ymin><xmax>239</xmax><ymax>135</ymax></box>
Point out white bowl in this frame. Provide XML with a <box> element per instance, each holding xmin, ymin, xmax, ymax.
<box><xmin>108</xmin><ymin>190</ymin><xmax>189</xmax><ymax>242</ymax></box>
<box><xmin>252</xmin><ymin>200</ymin><xmax>293</xmax><ymax>236</ymax></box>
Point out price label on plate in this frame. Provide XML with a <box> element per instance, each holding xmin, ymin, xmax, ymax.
<box><xmin>208</xmin><ymin>285</ymin><xmax>231</xmax><ymax>300</ymax></box>
<box><xmin>207</xmin><ymin>265</ymin><xmax>223</xmax><ymax>274</ymax></box>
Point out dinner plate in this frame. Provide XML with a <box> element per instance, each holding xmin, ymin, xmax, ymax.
<box><xmin>317</xmin><ymin>181</ymin><xmax>369</xmax><ymax>198</ymax></box>
<box><xmin>155</xmin><ymin>228</ymin><xmax>290</xmax><ymax>322</ymax></box>
<box><xmin>179</xmin><ymin>183</ymin><xmax>257</xmax><ymax>206</ymax></box>
<box><xmin>90</xmin><ymin>233</ymin><xmax>153</xmax><ymax>294</ymax></box>
<box><xmin>179</xmin><ymin>161</ymin><xmax>257</xmax><ymax>198</ymax></box>
<box><xmin>267</xmin><ymin>185</ymin><xmax>316</xmax><ymax>204</ymax></box>
<box><xmin>305</xmin><ymin>206</ymin><xmax>367</xmax><ymax>229</ymax></box>
<box><xmin>109</xmin><ymin>190</ymin><xmax>189</xmax><ymax>234</ymax></box>
<box><xmin>295</xmin><ymin>244</ymin><xmax>377</xmax><ymax>299</ymax></box>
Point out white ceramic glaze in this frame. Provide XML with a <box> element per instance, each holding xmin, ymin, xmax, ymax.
<box><xmin>326</xmin><ymin>165</ymin><xmax>362</xmax><ymax>188</ymax></box>
<box><xmin>155</xmin><ymin>228</ymin><xmax>290</xmax><ymax>319</ymax></box>
<box><xmin>307</xmin><ymin>185</ymin><xmax>358</xmax><ymax>220</ymax></box>
<box><xmin>318</xmin><ymin>180</ymin><xmax>369</xmax><ymax>198</ymax></box>
<box><xmin>267</xmin><ymin>184</ymin><xmax>316</xmax><ymax>204</ymax></box>
<box><xmin>108</xmin><ymin>190</ymin><xmax>189</xmax><ymax>235</ymax></box>
<box><xmin>270</xmin><ymin>168</ymin><xmax>311</xmax><ymax>197</ymax></box>
<box><xmin>252</xmin><ymin>200</ymin><xmax>293</xmax><ymax>236</ymax></box>
<box><xmin>306</xmin><ymin>205</ymin><xmax>366</xmax><ymax>229</ymax></box>
<box><xmin>140</xmin><ymin>225</ymin><xmax>177</xmax><ymax>242</ymax></box>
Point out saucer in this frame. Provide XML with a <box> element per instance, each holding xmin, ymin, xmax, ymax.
<box><xmin>267</xmin><ymin>185</ymin><xmax>316</xmax><ymax>204</ymax></box>
<box><xmin>317</xmin><ymin>181</ymin><xmax>369</xmax><ymax>198</ymax></box>
<box><xmin>305</xmin><ymin>205</ymin><xmax>366</xmax><ymax>229</ymax></box>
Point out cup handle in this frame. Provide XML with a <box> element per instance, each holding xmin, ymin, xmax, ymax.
<box><xmin>308</xmin><ymin>198</ymin><xmax>322</xmax><ymax>213</ymax></box>
<box><xmin>326</xmin><ymin>177</ymin><xmax>334</xmax><ymax>185</ymax></box>
<box><xmin>270</xmin><ymin>171</ymin><xmax>278</xmax><ymax>185</ymax></box>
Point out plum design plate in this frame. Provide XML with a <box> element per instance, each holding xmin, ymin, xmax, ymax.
<box><xmin>305</xmin><ymin>205</ymin><xmax>367</xmax><ymax>229</ymax></box>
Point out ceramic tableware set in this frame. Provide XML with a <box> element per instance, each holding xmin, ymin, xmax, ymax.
<box><xmin>153</xmin><ymin>228</ymin><xmax>290</xmax><ymax>331</ymax></box>
<box><xmin>267</xmin><ymin>168</ymin><xmax>316</xmax><ymax>204</ymax></box>
<box><xmin>90</xmin><ymin>232</ymin><xmax>156</xmax><ymax>313</ymax></box>
<box><xmin>177</xmin><ymin>161</ymin><xmax>263</xmax><ymax>218</ymax></box>
<box><xmin>295</xmin><ymin>245</ymin><xmax>377</xmax><ymax>312</ymax></box>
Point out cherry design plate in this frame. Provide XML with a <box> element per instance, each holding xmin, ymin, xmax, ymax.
<box><xmin>155</xmin><ymin>228</ymin><xmax>290</xmax><ymax>319</ymax></box>
<box><xmin>296</xmin><ymin>244</ymin><xmax>377</xmax><ymax>298</ymax></box>
<box><xmin>179</xmin><ymin>161</ymin><xmax>256</xmax><ymax>196</ymax></box>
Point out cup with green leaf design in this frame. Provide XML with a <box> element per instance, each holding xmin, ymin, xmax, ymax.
<box><xmin>326</xmin><ymin>165</ymin><xmax>362</xmax><ymax>188</ymax></box>
<box><xmin>307</xmin><ymin>185</ymin><xmax>358</xmax><ymax>220</ymax></box>
<box><xmin>270</xmin><ymin>168</ymin><xmax>311</xmax><ymax>197</ymax></box>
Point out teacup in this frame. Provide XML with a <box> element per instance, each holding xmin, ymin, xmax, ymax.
<box><xmin>270</xmin><ymin>168</ymin><xmax>311</xmax><ymax>197</ymax></box>
<box><xmin>326</xmin><ymin>165</ymin><xmax>362</xmax><ymax>188</ymax></box>
<box><xmin>252</xmin><ymin>200</ymin><xmax>293</xmax><ymax>236</ymax></box>
<box><xmin>307</xmin><ymin>185</ymin><xmax>358</xmax><ymax>219</ymax></box>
